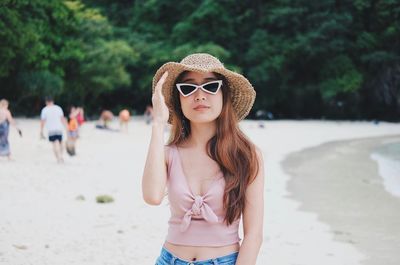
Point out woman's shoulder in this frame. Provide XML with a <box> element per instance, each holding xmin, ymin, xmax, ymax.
<box><xmin>164</xmin><ymin>144</ymin><xmax>176</xmax><ymax>164</ymax></box>
<box><xmin>1</xmin><ymin>108</ymin><xmax>10</xmax><ymax>114</ymax></box>
<box><xmin>254</xmin><ymin>145</ymin><xmax>264</xmax><ymax>161</ymax></box>
<box><xmin>254</xmin><ymin>144</ymin><xmax>262</xmax><ymax>154</ymax></box>
<box><xmin>165</xmin><ymin>144</ymin><xmax>176</xmax><ymax>151</ymax></box>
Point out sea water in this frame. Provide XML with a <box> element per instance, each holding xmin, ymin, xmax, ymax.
<box><xmin>370</xmin><ymin>142</ymin><xmax>400</xmax><ymax>198</ymax></box>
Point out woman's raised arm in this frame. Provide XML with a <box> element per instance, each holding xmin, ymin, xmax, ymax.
<box><xmin>142</xmin><ymin>72</ymin><xmax>170</xmax><ymax>205</ymax></box>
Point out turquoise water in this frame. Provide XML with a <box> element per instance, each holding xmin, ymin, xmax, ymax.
<box><xmin>371</xmin><ymin>142</ymin><xmax>400</xmax><ymax>198</ymax></box>
<box><xmin>374</xmin><ymin>142</ymin><xmax>400</xmax><ymax>161</ymax></box>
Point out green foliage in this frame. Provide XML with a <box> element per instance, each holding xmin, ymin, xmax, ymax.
<box><xmin>79</xmin><ymin>39</ymin><xmax>136</xmax><ymax>93</ymax></box>
<box><xmin>17</xmin><ymin>70</ymin><xmax>64</xmax><ymax>97</ymax></box>
<box><xmin>61</xmin><ymin>0</ymin><xmax>137</xmax><ymax>108</ymax></box>
<box><xmin>320</xmin><ymin>56</ymin><xmax>363</xmax><ymax>100</ymax></box>
<box><xmin>0</xmin><ymin>0</ymin><xmax>73</xmax><ymax>77</ymax></box>
<box><xmin>0</xmin><ymin>0</ymin><xmax>399</xmax><ymax>120</ymax></box>
<box><xmin>171</xmin><ymin>0</ymin><xmax>236</xmax><ymax>44</ymax></box>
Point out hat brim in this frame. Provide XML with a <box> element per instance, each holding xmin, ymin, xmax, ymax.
<box><xmin>152</xmin><ymin>62</ymin><xmax>256</xmax><ymax>123</ymax></box>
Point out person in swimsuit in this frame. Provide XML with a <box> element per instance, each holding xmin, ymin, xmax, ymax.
<box><xmin>142</xmin><ymin>53</ymin><xmax>264</xmax><ymax>265</ymax></box>
<box><xmin>118</xmin><ymin>109</ymin><xmax>130</xmax><ymax>132</ymax></box>
<box><xmin>0</xmin><ymin>99</ymin><xmax>22</xmax><ymax>160</ymax></box>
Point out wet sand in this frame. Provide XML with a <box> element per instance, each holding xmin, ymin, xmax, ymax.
<box><xmin>283</xmin><ymin>136</ymin><xmax>400</xmax><ymax>265</ymax></box>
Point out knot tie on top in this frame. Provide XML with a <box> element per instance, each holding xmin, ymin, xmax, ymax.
<box><xmin>180</xmin><ymin>195</ymin><xmax>218</xmax><ymax>232</ymax></box>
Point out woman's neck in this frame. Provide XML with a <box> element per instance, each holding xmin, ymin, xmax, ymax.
<box><xmin>185</xmin><ymin>121</ymin><xmax>216</xmax><ymax>149</ymax></box>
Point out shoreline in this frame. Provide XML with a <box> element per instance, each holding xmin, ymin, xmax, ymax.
<box><xmin>371</xmin><ymin>141</ymin><xmax>400</xmax><ymax>198</ymax></box>
<box><xmin>282</xmin><ymin>135</ymin><xmax>400</xmax><ymax>265</ymax></box>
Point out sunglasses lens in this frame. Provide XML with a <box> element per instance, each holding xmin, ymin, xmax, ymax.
<box><xmin>179</xmin><ymin>85</ymin><xmax>197</xmax><ymax>96</ymax></box>
<box><xmin>203</xmin><ymin>82</ymin><xmax>220</xmax><ymax>93</ymax></box>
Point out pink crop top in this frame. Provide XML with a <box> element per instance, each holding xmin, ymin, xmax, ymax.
<box><xmin>165</xmin><ymin>145</ymin><xmax>240</xmax><ymax>247</ymax></box>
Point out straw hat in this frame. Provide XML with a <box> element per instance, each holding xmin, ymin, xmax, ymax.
<box><xmin>152</xmin><ymin>53</ymin><xmax>256</xmax><ymax>123</ymax></box>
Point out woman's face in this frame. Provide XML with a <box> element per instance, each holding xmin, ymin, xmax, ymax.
<box><xmin>178</xmin><ymin>71</ymin><xmax>223</xmax><ymax>124</ymax></box>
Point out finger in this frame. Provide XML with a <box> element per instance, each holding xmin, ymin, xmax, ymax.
<box><xmin>155</xmin><ymin>71</ymin><xmax>168</xmax><ymax>94</ymax></box>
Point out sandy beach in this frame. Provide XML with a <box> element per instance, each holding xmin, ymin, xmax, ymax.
<box><xmin>1</xmin><ymin>118</ymin><xmax>400</xmax><ymax>265</ymax></box>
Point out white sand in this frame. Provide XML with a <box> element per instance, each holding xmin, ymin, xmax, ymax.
<box><xmin>1</xmin><ymin>118</ymin><xmax>399</xmax><ymax>265</ymax></box>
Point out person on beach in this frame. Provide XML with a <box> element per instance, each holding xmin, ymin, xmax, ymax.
<box><xmin>96</xmin><ymin>110</ymin><xmax>114</xmax><ymax>130</ymax></box>
<box><xmin>0</xmin><ymin>99</ymin><xmax>22</xmax><ymax>160</ymax></box>
<box><xmin>142</xmin><ymin>53</ymin><xmax>264</xmax><ymax>265</ymax></box>
<box><xmin>76</xmin><ymin>107</ymin><xmax>85</xmax><ymax>126</ymax></box>
<box><xmin>40</xmin><ymin>96</ymin><xmax>67</xmax><ymax>163</ymax></box>
<box><xmin>144</xmin><ymin>104</ymin><xmax>154</xmax><ymax>125</ymax></box>
<box><xmin>66</xmin><ymin>106</ymin><xmax>79</xmax><ymax>156</ymax></box>
<box><xmin>119</xmin><ymin>109</ymin><xmax>130</xmax><ymax>132</ymax></box>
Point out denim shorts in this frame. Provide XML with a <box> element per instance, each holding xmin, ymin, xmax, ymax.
<box><xmin>155</xmin><ymin>247</ymin><xmax>238</xmax><ymax>265</ymax></box>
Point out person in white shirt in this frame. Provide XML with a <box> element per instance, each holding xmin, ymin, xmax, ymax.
<box><xmin>40</xmin><ymin>96</ymin><xmax>67</xmax><ymax>163</ymax></box>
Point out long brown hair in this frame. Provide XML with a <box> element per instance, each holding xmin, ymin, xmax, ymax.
<box><xmin>168</xmin><ymin>72</ymin><xmax>259</xmax><ymax>225</ymax></box>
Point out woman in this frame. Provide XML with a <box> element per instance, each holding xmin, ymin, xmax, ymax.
<box><xmin>0</xmin><ymin>99</ymin><xmax>22</xmax><ymax>160</ymax></box>
<box><xmin>142</xmin><ymin>53</ymin><xmax>264</xmax><ymax>265</ymax></box>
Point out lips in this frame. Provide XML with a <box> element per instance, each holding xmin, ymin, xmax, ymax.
<box><xmin>193</xmin><ymin>105</ymin><xmax>210</xmax><ymax>110</ymax></box>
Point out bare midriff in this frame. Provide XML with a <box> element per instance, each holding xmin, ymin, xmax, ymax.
<box><xmin>163</xmin><ymin>241</ymin><xmax>240</xmax><ymax>261</ymax></box>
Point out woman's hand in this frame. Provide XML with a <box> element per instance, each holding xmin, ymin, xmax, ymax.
<box><xmin>152</xmin><ymin>71</ymin><xmax>169</xmax><ymax>125</ymax></box>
